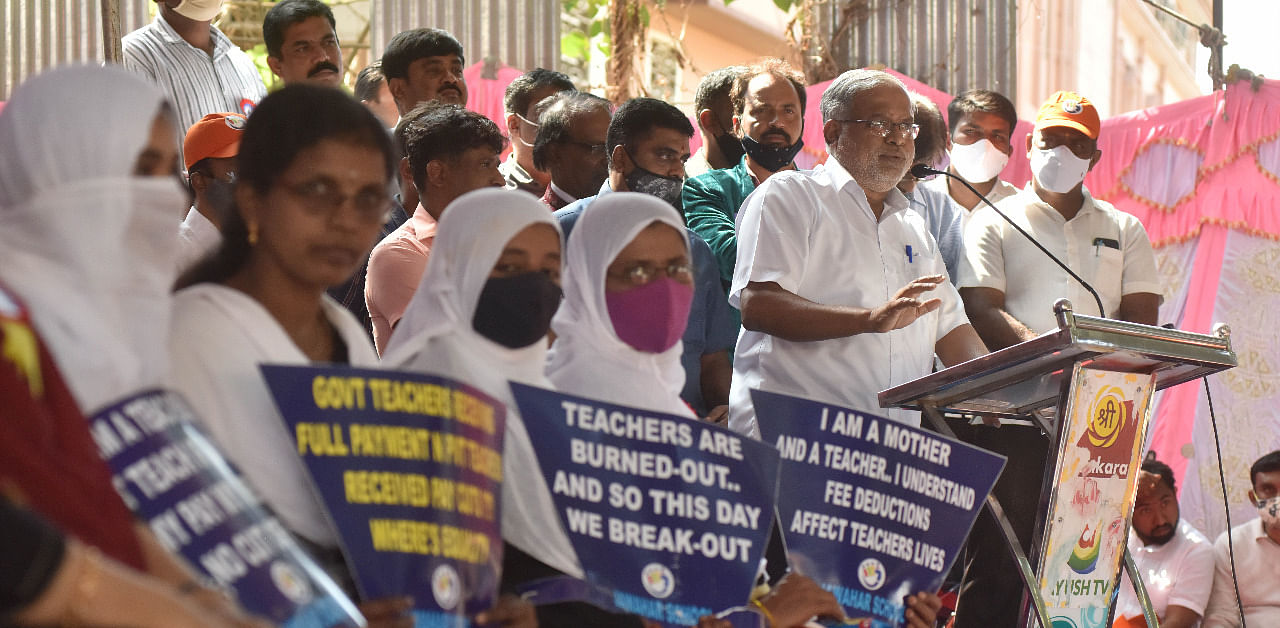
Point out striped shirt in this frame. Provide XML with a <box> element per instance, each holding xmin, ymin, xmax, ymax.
<box><xmin>122</xmin><ymin>15</ymin><xmax>267</xmax><ymax>133</ymax></box>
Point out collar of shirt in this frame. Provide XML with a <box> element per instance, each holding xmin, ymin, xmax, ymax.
<box><xmin>820</xmin><ymin>156</ymin><xmax>911</xmax><ymax>222</ymax></box>
<box><xmin>549</xmin><ymin>181</ymin><xmax>577</xmax><ymax>205</ymax></box>
<box><xmin>1019</xmin><ymin>182</ymin><xmax>1102</xmax><ymax>223</ymax></box>
<box><xmin>154</xmin><ymin>13</ymin><xmax>231</xmax><ymax>59</ymax></box>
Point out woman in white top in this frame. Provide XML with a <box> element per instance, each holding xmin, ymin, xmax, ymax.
<box><xmin>168</xmin><ymin>86</ymin><xmax>533</xmax><ymax>628</ymax></box>
<box><xmin>0</xmin><ymin>64</ymin><xmax>188</xmax><ymax>415</ymax></box>
<box><xmin>545</xmin><ymin>192</ymin><xmax>697</xmax><ymax>418</ymax></box>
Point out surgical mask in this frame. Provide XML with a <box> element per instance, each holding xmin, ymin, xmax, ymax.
<box><xmin>200</xmin><ymin>177</ymin><xmax>235</xmax><ymax>220</ymax></box>
<box><xmin>950</xmin><ymin>138</ymin><xmax>1009</xmax><ymax>183</ymax></box>
<box><xmin>741</xmin><ymin>135</ymin><xmax>804</xmax><ymax>173</ymax></box>
<box><xmin>716</xmin><ymin>132</ymin><xmax>746</xmax><ymax>166</ymax></box>
<box><xmin>1258</xmin><ymin>495</ymin><xmax>1280</xmax><ymax>532</ymax></box>
<box><xmin>605</xmin><ymin>277</ymin><xmax>693</xmax><ymax>353</ymax></box>
<box><xmin>624</xmin><ymin>159</ymin><xmax>685</xmax><ymax>211</ymax></box>
<box><xmin>472</xmin><ymin>272</ymin><xmax>562</xmax><ymax>349</ymax></box>
<box><xmin>173</xmin><ymin>0</ymin><xmax>224</xmax><ymax>21</ymax></box>
<box><xmin>1030</xmin><ymin>145</ymin><xmax>1092</xmax><ymax>194</ymax></box>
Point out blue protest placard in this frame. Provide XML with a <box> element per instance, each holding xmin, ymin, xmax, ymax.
<box><xmin>751</xmin><ymin>389</ymin><xmax>1005</xmax><ymax>627</ymax></box>
<box><xmin>262</xmin><ymin>365</ymin><xmax>506</xmax><ymax>628</ymax></box>
<box><xmin>88</xmin><ymin>389</ymin><xmax>364</xmax><ymax>627</ymax></box>
<box><xmin>509</xmin><ymin>382</ymin><xmax>780</xmax><ymax>627</ymax></box>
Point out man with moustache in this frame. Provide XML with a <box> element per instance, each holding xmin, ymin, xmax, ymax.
<box><xmin>1112</xmin><ymin>458</ymin><xmax>1214</xmax><ymax>628</ymax></box>
<box><xmin>123</xmin><ymin>0</ymin><xmax>266</xmax><ymax>131</ymax></box>
<box><xmin>532</xmin><ymin>91</ymin><xmax>614</xmax><ymax>211</ymax></box>
<box><xmin>727</xmin><ymin>69</ymin><xmax>987</xmax><ymax>438</ymax></box>
<box><xmin>263</xmin><ymin>0</ymin><xmax>343</xmax><ymax>88</ymax></box>
<box><xmin>381</xmin><ymin>28</ymin><xmax>469</xmax><ymax>117</ymax></box>
<box><xmin>684</xmin><ymin>59</ymin><xmax>807</xmax><ymax>287</ymax></box>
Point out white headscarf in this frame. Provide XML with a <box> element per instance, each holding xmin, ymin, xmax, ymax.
<box><xmin>381</xmin><ymin>187</ymin><xmax>582</xmax><ymax>578</ymax></box>
<box><xmin>545</xmin><ymin>192</ymin><xmax>693</xmax><ymax>417</ymax></box>
<box><xmin>0</xmin><ymin>65</ymin><xmax>187</xmax><ymax>414</ymax></box>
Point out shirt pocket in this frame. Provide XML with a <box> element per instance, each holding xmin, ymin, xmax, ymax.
<box><xmin>1093</xmin><ymin>246</ymin><xmax>1124</xmax><ymax>315</ymax></box>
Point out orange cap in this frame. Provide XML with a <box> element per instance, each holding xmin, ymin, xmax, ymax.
<box><xmin>183</xmin><ymin>112</ymin><xmax>246</xmax><ymax>170</ymax></box>
<box><xmin>1033</xmin><ymin>91</ymin><xmax>1100</xmax><ymax>140</ymax></box>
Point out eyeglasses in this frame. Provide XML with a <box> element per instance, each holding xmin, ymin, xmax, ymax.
<box><xmin>563</xmin><ymin>140</ymin><xmax>609</xmax><ymax>158</ymax></box>
<box><xmin>609</xmin><ymin>261</ymin><xmax>694</xmax><ymax>286</ymax></box>
<box><xmin>279</xmin><ymin>178</ymin><xmax>392</xmax><ymax>222</ymax></box>
<box><xmin>839</xmin><ymin>119</ymin><xmax>921</xmax><ymax>139</ymax></box>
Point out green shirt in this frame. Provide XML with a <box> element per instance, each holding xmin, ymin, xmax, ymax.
<box><xmin>682</xmin><ymin>155</ymin><xmax>757</xmax><ymax>286</ymax></box>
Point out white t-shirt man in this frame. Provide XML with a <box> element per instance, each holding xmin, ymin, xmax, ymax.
<box><xmin>728</xmin><ymin>159</ymin><xmax>969</xmax><ymax>436</ymax></box>
<box><xmin>956</xmin><ymin>184</ymin><xmax>1161</xmax><ymax>334</ymax></box>
<box><xmin>1116</xmin><ymin>519</ymin><xmax>1215</xmax><ymax>622</ymax></box>
<box><xmin>1203</xmin><ymin>517</ymin><xmax>1280</xmax><ymax>627</ymax></box>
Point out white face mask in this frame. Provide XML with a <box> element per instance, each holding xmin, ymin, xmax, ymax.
<box><xmin>1030</xmin><ymin>145</ymin><xmax>1092</xmax><ymax>194</ymax></box>
<box><xmin>950</xmin><ymin>138</ymin><xmax>1010</xmax><ymax>184</ymax></box>
<box><xmin>173</xmin><ymin>0</ymin><xmax>224</xmax><ymax>22</ymax></box>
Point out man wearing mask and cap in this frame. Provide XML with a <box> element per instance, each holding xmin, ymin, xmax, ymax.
<box><xmin>123</xmin><ymin>0</ymin><xmax>267</xmax><ymax>132</ymax></box>
<box><xmin>263</xmin><ymin>0</ymin><xmax>344</xmax><ymax>88</ymax></box>
<box><xmin>957</xmin><ymin>90</ymin><xmax>1160</xmax><ymax>351</ymax></box>
<box><xmin>555</xmin><ymin>97</ymin><xmax>737</xmax><ymax>423</ymax></box>
<box><xmin>923</xmin><ymin>89</ymin><xmax>1020</xmax><ymax>216</ymax></box>
<box><xmin>684</xmin><ymin>59</ymin><xmax>807</xmax><ymax>289</ymax></box>
<box><xmin>684</xmin><ymin>65</ymin><xmax>746</xmax><ymax>178</ymax></box>
<box><xmin>177</xmin><ymin>112</ymin><xmax>244</xmax><ymax>271</ymax></box>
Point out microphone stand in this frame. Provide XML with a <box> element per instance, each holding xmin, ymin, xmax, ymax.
<box><xmin>912</xmin><ymin>164</ymin><xmax>1106</xmax><ymax>318</ymax></box>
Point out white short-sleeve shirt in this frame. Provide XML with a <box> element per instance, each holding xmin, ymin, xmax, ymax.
<box><xmin>727</xmin><ymin>159</ymin><xmax>969</xmax><ymax>437</ymax></box>
<box><xmin>1203</xmin><ymin>518</ymin><xmax>1280</xmax><ymax>627</ymax></box>
<box><xmin>956</xmin><ymin>185</ymin><xmax>1162</xmax><ymax>334</ymax></box>
<box><xmin>1116</xmin><ymin>519</ymin><xmax>1216</xmax><ymax>620</ymax></box>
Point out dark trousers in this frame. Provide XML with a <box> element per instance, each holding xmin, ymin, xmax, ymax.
<box><xmin>946</xmin><ymin>421</ymin><xmax>1052</xmax><ymax>628</ymax></box>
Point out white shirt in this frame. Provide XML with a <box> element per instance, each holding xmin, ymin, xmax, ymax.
<box><xmin>1116</xmin><ymin>519</ymin><xmax>1215</xmax><ymax>621</ymax></box>
<box><xmin>728</xmin><ymin>159</ymin><xmax>969</xmax><ymax>437</ymax></box>
<box><xmin>123</xmin><ymin>15</ymin><xmax>267</xmax><ymax>132</ymax></box>
<box><xmin>176</xmin><ymin>207</ymin><xmax>221</xmax><ymax>271</ymax></box>
<box><xmin>956</xmin><ymin>185</ymin><xmax>1162</xmax><ymax>334</ymax></box>
<box><xmin>168</xmin><ymin>284</ymin><xmax>379</xmax><ymax>547</ymax></box>
<box><xmin>1203</xmin><ymin>518</ymin><xmax>1280</xmax><ymax>627</ymax></box>
<box><xmin>923</xmin><ymin>175</ymin><xmax>1019</xmax><ymax>224</ymax></box>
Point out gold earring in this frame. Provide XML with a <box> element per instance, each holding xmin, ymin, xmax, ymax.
<box><xmin>247</xmin><ymin>221</ymin><xmax>259</xmax><ymax>246</ymax></box>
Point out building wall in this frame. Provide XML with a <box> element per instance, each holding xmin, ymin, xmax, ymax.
<box><xmin>1</xmin><ymin>0</ymin><xmax>151</xmax><ymax>100</ymax></box>
<box><xmin>369</xmin><ymin>0</ymin><xmax>560</xmax><ymax>74</ymax></box>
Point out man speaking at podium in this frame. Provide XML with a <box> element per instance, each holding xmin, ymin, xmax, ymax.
<box><xmin>956</xmin><ymin>90</ymin><xmax>1161</xmax><ymax>351</ymax></box>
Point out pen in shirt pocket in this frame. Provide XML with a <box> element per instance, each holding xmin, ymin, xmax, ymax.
<box><xmin>905</xmin><ymin>244</ymin><xmax>913</xmax><ymax>263</ymax></box>
<box><xmin>1093</xmin><ymin>237</ymin><xmax>1119</xmax><ymax>256</ymax></box>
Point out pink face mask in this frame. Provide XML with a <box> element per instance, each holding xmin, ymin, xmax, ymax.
<box><xmin>605</xmin><ymin>277</ymin><xmax>694</xmax><ymax>353</ymax></box>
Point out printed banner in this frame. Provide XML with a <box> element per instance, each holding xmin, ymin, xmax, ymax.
<box><xmin>510</xmin><ymin>383</ymin><xmax>780</xmax><ymax>627</ymax></box>
<box><xmin>1038</xmin><ymin>367</ymin><xmax>1156</xmax><ymax>628</ymax></box>
<box><xmin>262</xmin><ymin>365</ymin><xmax>507</xmax><ymax>628</ymax></box>
<box><xmin>88</xmin><ymin>389</ymin><xmax>363</xmax><ymax>627</ymax></box>
<box><xmin>751</xmin><ymin>389</ymin><xmax>1005</xmax><ymax>628</ymax></box>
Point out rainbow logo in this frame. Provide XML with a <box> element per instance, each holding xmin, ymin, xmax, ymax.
<box><xmin>1067</xmin><ymin>524</ymin><xmax>1101</xmax><ymax>575</ymax></box>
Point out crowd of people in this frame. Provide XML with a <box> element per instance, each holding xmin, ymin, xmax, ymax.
<box><xmin>0</xmin><ymin>0</ymin><xmax>1271</xmax><ymax>627</ymax></box>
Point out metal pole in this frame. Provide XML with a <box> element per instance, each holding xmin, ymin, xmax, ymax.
<box><xmin>1212</xmin><ymin>0</ymin><xmax>1225</xmax><ymax>90</ymax></box>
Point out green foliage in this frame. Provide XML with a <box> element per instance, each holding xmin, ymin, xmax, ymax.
<box><xmin>244</xmin><ymin>43</ymin><xmax>281</xmax><ymax>92</ymax></box>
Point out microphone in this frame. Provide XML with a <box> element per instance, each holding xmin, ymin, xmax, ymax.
<box><xmin>910</xmin><ymin>163</ymin><xmax>1106</xmax><ymax>318</ymax></box>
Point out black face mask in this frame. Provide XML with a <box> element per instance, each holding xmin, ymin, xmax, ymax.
<box><xmin>624</xmin><ymin>148</ymin><xmax>685</xmax><ymax>211</ymax></box>
<box><xmin>741</xmin><ymin>133</ymin><xmax>804</xmax><ymax>173</ymax></box>
<box><xmin>715</xmin><ymin>132</ymin><xmax>746</xmax><ymax>166</ymax></box>
<box><xmin>471</xmin><ymin>272</ymin><xmax>562</xmax><ymax>349</ymax></box>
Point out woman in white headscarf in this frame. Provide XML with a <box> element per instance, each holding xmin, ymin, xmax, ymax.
<box><xmin>545</xmin><ymin>192</ymin><xmax>697</xmax><ymax>418</ymax></box>
<box><xmin>0</xmin><ymin>64</ymin><xmax>188</xmax><ymax>414</ymax></box>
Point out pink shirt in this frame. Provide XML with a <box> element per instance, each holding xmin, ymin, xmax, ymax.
<box><xmin>365</xmin><ymin>206</ymin><xmax>437</xmax><ymax>353</ymax></box>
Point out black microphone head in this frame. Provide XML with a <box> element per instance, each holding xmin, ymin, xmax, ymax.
<box><xmin>910</xmin><ymin>163</ymin><xmax>943</xmax><ymax>179</ymax></box>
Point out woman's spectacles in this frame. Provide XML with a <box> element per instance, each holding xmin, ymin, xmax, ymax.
<box><xmin>609</xmin><ymin>261</ymin><xmax>693</xmax><ymax>286</ymax></box>
<box><xmin>279</xmin><ymin>178</ymin><xmax>392</xmax><ymax>222</ymax></box>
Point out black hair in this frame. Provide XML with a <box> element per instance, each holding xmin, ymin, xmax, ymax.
<box><xmin>605</xmin><ymin>97</ymin><xmax>695</xmax><ymax>157</ymax></box>
<box><xmin>695</xmin><ymin>66</ymin><xmax>744</xmax><ymax>114</ymax></box>
<box><xmin>354</xmin><ymin>61</ymin><xmax>386</xmax><ymax>103</ymax></box>
<box><xmin>730</xmin><ymin>58</ymin><xmax>807</xmax><ymax>117</ymax></box>
<box><xmin>263</xmin><ymin>0</ymin><xmax>336</xmax><ymax>59</ymax></box>
<box><xmin>910</xmin><ymin>93</ymin><xmax>948</xmax><ymax>167</ymax></box>
<box><xmin>176</xmin><ymin>85</ymin><xmax>395</xmax><ymax>289</ymax></box>
<box><xmin>504</xmin><ymin>68</ymin><xmax>575</xmax><ymax>117</ymax></box>
<box><xmin>947</xmin><ymin>89</ymin><xmax>1018</xmax><ymax>136</ymax></box>
<box><xmin>381</xmin><ymin>28</ymin><xmax>465</xmax><ymax>80</ymax></box>
<box><xmin>532</xmin><ymin>91</ymin><xmax>613</xmax><ymax>171</ymax></box>
<box><xmin>1251</xmin><ymin>451</ymin><xmax>1280</xmax><ymax>487</ymax></box>
<box><xmin>1141</xmin><ymin>457</ymin><xmax>1177</xmax><ymax>494</ymax></box>
<box><xmin>401</xmin><ymin>101</ymin><xmax>505</xmax><ymax>193</ymax></box>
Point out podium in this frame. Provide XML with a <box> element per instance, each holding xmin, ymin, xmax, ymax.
<box><xmin>879</xmin><ymin>301</ymin><xmax>1236</xmax><ymax>628</ymax></box>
